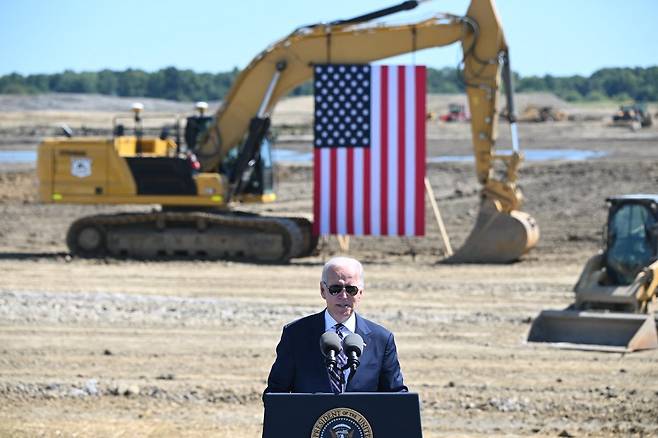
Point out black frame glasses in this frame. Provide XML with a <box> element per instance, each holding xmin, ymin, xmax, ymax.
<box><xmin>323</xmin><ymin>282</ymin><xmax>360</xmax><ymax>296</ymax></box>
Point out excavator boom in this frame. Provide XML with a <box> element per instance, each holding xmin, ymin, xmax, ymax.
<box><xmin>194</xmin><ymin>0</ymin><xmax>538</xmax><ymax>263</ymax></box>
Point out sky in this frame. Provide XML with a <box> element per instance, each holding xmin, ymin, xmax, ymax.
<box><xmin>1</xmin><ymin>0</ymin><xmax>657</xmax><ymax>78</ymax></box>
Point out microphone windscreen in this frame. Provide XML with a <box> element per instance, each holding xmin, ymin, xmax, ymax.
<box><xmin>319</xmin><ymin>331</ymin><xmax>342</xmax><ymax>356</ymax></box>
<box><xmin>342</xmin><ymin>333</ymin><xmax>364</xmax><ymax>356</ymax></box>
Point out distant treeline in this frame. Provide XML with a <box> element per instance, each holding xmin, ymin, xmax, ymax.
<box><xmin>1</xmin><ymin>65</ymin><xmax>656</xmax><ymax>102</ymax></box>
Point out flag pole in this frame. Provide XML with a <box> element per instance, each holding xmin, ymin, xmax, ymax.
<box><xmin>336</xmin><ymin>235</ymin><xmax>350</xmax><ymax>252</ymax></box>
<box><xmin>424</xmin><ymin>177</ymin><xmax>453</xmax><ymax>256</ymax></box>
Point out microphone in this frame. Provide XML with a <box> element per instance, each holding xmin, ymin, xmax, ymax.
<box><xmin>319</xmin><ymin>331</ymin><xmax>342</xmax><ymax>370</ymax></box>
<box><xmin>342</xmin><ymin>333</ymin><xmax>364</xmax><ymax>372</ymax></box>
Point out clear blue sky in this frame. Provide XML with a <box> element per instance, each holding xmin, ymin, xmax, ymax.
<box><xmin>1</xmin><ymin>0</ymin><xmax>657</xmax><ymax>77</ymax></box>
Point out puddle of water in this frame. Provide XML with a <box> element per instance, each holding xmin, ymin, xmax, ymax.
<box><xmin>272</xmin><ymin>149</ymin><xmax>313</xmax><ymax>163</ymax></box>
<box><xmin>0</xmin><ymin>148</ymin><xmax>606</xmax><ymax>165</ymax></box>
<box><xmin>0</xmin><ymin>150</ymin><xmax>37</xmax><ymax>163</ymax></box>
<box><xmin>274</xmin><ymin>148</ymin><xmax>607</xmax><ymax>164</ymax></box>
<box><xmin>428</xmin><ymin>149</ymin><xmax>607</xmax><ymax>163</ymax></box>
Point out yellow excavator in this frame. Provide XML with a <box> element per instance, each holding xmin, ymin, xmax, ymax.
<box><xmin>528</xmin><ymin>195</ymin><xmax>658</xmax><ymax>352</ymax></box>
<box><xmin>37</xmin><ymin>0</ymin><xmax>538</xmax><ymax>263</ymax></box>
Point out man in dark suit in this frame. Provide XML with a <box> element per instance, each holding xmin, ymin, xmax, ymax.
<box><xmin>264</xmin><ymin>257</ymin><xmax>407</xmax><ymax>394</ymax></box>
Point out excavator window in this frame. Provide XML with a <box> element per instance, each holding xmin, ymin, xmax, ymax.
<box><xmin>606</xmin><ymin>203</ymin><xmax>657</xmax><ymax>284</ymax></box>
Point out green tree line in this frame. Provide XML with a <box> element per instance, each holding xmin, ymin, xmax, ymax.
<box><xmin>1</xmin><ymin>65</ymin><xmax>656</xmax><ymax>102</ymax></box>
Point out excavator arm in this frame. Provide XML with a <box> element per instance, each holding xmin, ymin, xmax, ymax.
<box><xmin>196</xmin><ymin>0</ymin><xmax>538</xmax><ymax>262</ymax></box>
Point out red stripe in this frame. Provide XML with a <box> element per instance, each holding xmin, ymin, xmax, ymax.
<box><xmin>346</xmin><ymin>148</ymin><xmax>354</xmax><ymax>234</ymax></box>
<box><xmin>380</xmin><ymin>66</ymin><xmax>388</xmax><ymax>236</ymax></box>
<box><xmin>397</xmin><ymin>66</ymin><xmax>406</xmax><ymax>235</ymax></box>
<box><xmin>364</xmin><ymin>148</ymin><xmax>371</xmax><ymax>235</ymax></box>
<box><xmin>330</xmin><ymin>148</ymin><xmax>338</xmax><ymax>234</ymax></box>
<box><xmin>313</xmin><ymin>148</ymin><xmax>321</xmax><ymax>236</ymax></box>
<box><xmin>415</xmin><ymin>66</ymin><xmax>426</xmax><ymax>235</ymax></box>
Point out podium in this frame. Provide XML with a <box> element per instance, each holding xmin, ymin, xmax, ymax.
<box><xmin>263</xmin><ymin>392</ymin><xmax>422</xmax><ymax>437</ymax></box>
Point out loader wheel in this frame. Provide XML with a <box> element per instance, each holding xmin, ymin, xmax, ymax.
<box><xmin>67</xmin><ymin>222</ymin><xmax>106</xmax><ymax>257</ymax></box>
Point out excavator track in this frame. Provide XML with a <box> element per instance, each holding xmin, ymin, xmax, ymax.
<box><xmin>66</xmin><ymin>211</ymin><xmax>313</xmax><ymax>263</ymax></box>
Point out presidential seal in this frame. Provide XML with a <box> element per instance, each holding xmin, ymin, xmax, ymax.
<box><xmin>310</xmin><ymin>407</ymin><xmax>373</xmax><ymax>438</ymax></box>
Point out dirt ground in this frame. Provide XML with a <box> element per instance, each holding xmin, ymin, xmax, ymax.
<box><xmin>1</xmin><ymin>94</ymin><xmax>658</xmax><ymax>437</ymax></box>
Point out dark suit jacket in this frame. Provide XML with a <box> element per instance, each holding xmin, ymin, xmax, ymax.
<box><xmin>264</xmin><ymin>311</ymin><xmax>407</xmax><ymax>394</ymax></box>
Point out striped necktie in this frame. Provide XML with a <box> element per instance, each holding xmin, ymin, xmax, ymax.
<box><xmin>328</xmin><ymin>323</ymin><xmax>347</xmax><ymax>393</ymax></box>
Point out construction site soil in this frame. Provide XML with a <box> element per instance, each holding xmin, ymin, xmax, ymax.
<box><xmin>1</xmin><ymin>94</ymin><xmax>657</xmax><ymax>437</ymax></box>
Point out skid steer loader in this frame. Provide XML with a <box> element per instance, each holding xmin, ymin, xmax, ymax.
<box><xmin>527</xmin><ymin>195</ymin><xmax>658</xmax><ymax>352</ymax></box>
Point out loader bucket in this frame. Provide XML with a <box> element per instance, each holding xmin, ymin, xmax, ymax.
<box><xmin>445</xmin><ymin>200</ymin><xmax>539</xmax><ymax>263</ymax></box>
<box><xmin>527</xmin><ymin>310</ymin><xmax>658</xmax><ymax>352</ymax></box>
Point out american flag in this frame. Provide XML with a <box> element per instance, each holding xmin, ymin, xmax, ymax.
<box><xmin>312</xmin><ymin>64</ymin><xmax>426</xmax><ymax>236</ymax></box>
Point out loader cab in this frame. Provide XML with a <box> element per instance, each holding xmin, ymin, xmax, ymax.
<box><xmin>605</xmin><ymin>195</ymin><xmax>658</xmax><ymax>285</ymax></box>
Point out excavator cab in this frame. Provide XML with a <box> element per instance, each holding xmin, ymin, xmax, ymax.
<box><xmin>220</xmin><ymin>138</ymin><xmax>275</xmax><ymax>201</ymax></box>
<box><xmin>527</xmin><ymin>195</ymin><xmax>658</xmax><ymax>352</ymax></box>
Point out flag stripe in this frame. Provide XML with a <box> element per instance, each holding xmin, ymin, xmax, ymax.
<box><xmin>346</xmin><ymin>147</ymin><xmax>354</xmax><ymax>235</ymax></box>
<box><xmin>387</xmin><ymin>66</ymin><xmax>398</xmax><ymax>236</ymax></box>
<box><xmin>364</xmin><ymin>147</ymin><xmax>371</xmax><ymax>235</ymax></box>
<box><xmin>397</xmin><ymin>65</ymin><xmax>406</xmax><ymax>235</ymax></box>
<box><xmin>313</xmin><ymin>148</ymin><xmax>321</xmax><ymax>236</ymax></box>
<box><xmin>404</xmin><ymin>65</ymin><xmax>416</xmax><ymax>235</ymax></box>
<box><xmin>330</xmin><ymin>147</ymin><xmax>337</xmax><ymax>233</ymax></box>
<box><xmin>415</xmin><ymin>66</ymin><xmax>426</xmax><ymax>235</ymax></box>
<box><xmin>380</xmin><ymin>66</ymin><xmax>389</xmax><ymax>236</ymax></box>
<box><xmin>320</xmin><ymin>148</ymin><xmax>330</xmax><ymax>235</ymax></box>
<box><xmin>354</xmin><ymin>147</ymin><xmax>364</xmax><ymax>235</ymax></box>
<box><xmin>338</xmin><ymin>147</ymin><xmax>348</xmax><ymax>234</ymax></box>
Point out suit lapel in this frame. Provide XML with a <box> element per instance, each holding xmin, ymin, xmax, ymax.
<box><xmin>347</xmin><ymin>313</ymin><xmax>372</xmax><ymax>391</ymax></box>
<box><xmin>311</xmin><ymin>310</ymin><xmax>332</xmax><ymax>392</ymax></box>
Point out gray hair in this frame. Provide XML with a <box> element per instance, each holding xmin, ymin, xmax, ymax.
<box><xmin>321</xmin><ymin>257</ymin><xmax>365</xmax><ymax>288</ymax></box>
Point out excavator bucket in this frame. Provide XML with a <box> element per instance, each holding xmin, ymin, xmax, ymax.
<box><xmin>527</xmin><ymin>310</ymin><xmax>658</xmax><ymax>352</ymax></box>
<box><xmin>445</xmin><ymin>200</ymin><xmax>539</xmax><ymax>263</ymax></box>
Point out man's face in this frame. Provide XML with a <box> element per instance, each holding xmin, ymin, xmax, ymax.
<box><xmin>320</xmin><ymin>263</ymin><xmax>363</xmax><ymax>323</ymax></box>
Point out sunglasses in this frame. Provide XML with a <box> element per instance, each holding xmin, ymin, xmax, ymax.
<box><xmin>323</xmin><ymin>282</ymin><xmax>360</xmax><ymax>296</ymax></box>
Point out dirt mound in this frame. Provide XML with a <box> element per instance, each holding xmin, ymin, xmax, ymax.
<box><xmin>0</xmin><ymin>93</ymin><xmax>220</xmax><ymax>113</ymax></box>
